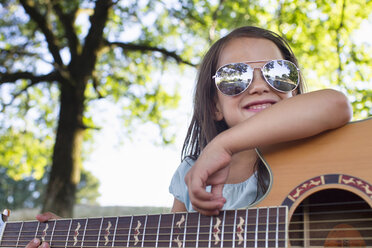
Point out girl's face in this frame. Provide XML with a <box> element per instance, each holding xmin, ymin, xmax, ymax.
<box><xmin>214</xmin><ymin>37</ymin><xmax>295</xmax><ymax>127</ymax></box>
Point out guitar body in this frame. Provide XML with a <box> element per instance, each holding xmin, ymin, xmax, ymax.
<box><xmin>256</xmin><ymin>118</ymin><xmax>372</xmax><ymax>247</ymax></box>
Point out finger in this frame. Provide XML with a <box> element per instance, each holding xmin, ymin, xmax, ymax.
<box><xmin>190</xmin><ymin>196</ymin><xmax>225</xmax><ymax>215</ymax></box>
<box><xmin>36</xmin><ymin>212</ymin><xmax>60</xmax><ymax>222</ymax></box>
<box><xmin>210</xmin><ymin>184</ymin><xmax>224</xmax><ymax>199</ymax></box>
<box><xmin>25</xmin><ymin>238</ymin><xmax>41</xmax><ymax>248</ymax></box>
<box><xmin>193</xmin><ymin>201</ymin><xmax>224</xmax><ymax>216</ymax></box>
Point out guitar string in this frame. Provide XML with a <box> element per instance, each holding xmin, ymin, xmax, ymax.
<box><xmin>5</xmin><ymin>220</ymin><xmax>372</xmax><ymax>243</ymax></box>
<box><xmin>6</xmin><ymin>199</ymin><xmax>369</xmax><ymax>232</ymax></box>
<box><xmin>5</xmin><ymin>202</ymin><xmax>371</xmax><ymax>231</ymax></box>
<box><xmin>4</xmin><ymin>214</ymin><xmax>372</xmax><ymax>239</ymax></box>
<box><xmin>3</xmin><ymin>205</ymin><xmax>372</xmax><ymax>245</ymax></box>
<box><xmin>6</xmin><ymin>210</ymin><xmax>372</xmax><ymax>236</ymax></box>
<box><xmin>2</xmin><ymin>235</ymin><xmax>372</xmax><ymax>248</ymax></box>
<box><xmin>2</xmin><ymin>220</ymin><xmax>372</xmax><ymax>247</ymax></box>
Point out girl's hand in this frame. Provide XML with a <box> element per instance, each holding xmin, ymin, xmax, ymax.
<box><xmin>25</xmin><ymin>212</ymin><xmax>60</xmax><ymax>248</ymax></box>
<box><xmin>184</xmin><ymin>140</ymin><xmax>231</xmax><ymax>216</ymax></box>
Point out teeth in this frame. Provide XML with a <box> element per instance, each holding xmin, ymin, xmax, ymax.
<box><xmin>249</xmin><ymin>103</ymin><xmax>272</xmax><ymax>110</ymax></box>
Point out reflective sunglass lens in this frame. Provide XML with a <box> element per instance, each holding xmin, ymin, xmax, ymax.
<box><xmin>215</xmin><ymin>63</ymin><xmax>253</xmax><ymax>96</ymax></box>
<box><xmin>263</xmin><ymin>60</ymin><xmax>299</xmax><ymax>92</ymax></box>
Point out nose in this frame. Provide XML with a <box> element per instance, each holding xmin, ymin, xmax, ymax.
<box><xmin>247</xmin><ymin>68</ymin><xmax>270</xmax><ymax>94</ymax></box>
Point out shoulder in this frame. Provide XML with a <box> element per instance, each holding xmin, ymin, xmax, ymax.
<box><xmin>175</xmin><ymin>156</ymin><xmax>195</xmax><ymax>174</ymax></box>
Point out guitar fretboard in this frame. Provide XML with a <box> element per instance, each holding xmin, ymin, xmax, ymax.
<box><xmin>0</xmin><ymin>206</ymin><xmax>287</xmax><ymax>248</ymax></box>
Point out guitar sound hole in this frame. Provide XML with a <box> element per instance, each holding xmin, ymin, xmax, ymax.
<box><xmin>289</xmin><ymin>189</ymin><xmax>372</xmax><ymax>247</ymax></box>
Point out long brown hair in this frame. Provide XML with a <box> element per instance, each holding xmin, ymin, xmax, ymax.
<box><xmin>181</xmin><ymin>26</ymin><xmax>306</xmax><ymax>198</ymax></box>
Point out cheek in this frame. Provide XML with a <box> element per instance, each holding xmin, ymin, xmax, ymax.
<box><xmin>279</xmin><ymin>92</ymin><xmax>294</xmax><ymax>99</ymax></box>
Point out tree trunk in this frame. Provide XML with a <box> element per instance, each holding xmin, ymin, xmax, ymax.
<box><xmin>42</xmin><ymin>81</ymin><xmax>85</xmax><ymax>217</ymax></box>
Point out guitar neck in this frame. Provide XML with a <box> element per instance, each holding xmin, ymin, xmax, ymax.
<box><xmin>0</xmin><ymin>206</ymin><xmax>287</xmax><ymax>248</ymax></box>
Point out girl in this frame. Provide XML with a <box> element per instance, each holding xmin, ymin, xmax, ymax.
<box><xmin>169</xmin><ymin>26</ymin><xmax>352</xmax><ymax>216</ymax></box>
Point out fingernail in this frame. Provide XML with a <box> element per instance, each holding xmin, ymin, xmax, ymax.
<box><xmin>33</xmin><ymin>238</ymin><xmax>39</xmax><ymax>244</ymax></box>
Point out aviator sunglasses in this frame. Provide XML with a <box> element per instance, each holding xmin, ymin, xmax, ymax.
<box><xmin>213</xmin><ymin>59</ymin><xmax>300</xmax><ymax>96</ymax></box>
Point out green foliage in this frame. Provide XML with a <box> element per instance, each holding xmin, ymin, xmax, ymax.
<box><xmin>0</xmin><ymin>166</ymin><xmax>100</xmax><ymax>209</ymax></box>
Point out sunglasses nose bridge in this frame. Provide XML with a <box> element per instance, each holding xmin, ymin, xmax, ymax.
<box><xmin>251</xmin><ymin>67</ymin><xmax>266</xmax><ymax>83</ymax></box>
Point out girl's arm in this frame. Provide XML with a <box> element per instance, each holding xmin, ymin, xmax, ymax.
<box><xmin>171</xmin><ymin>198</ymin><xmax>188</xmax><ymax>212</ymax></box>
<box><xmin>185</xmin><ymin>89</ymin><xmax>352</xmax><ymax>216</ymax></box>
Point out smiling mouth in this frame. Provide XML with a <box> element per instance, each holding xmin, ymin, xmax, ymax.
<box><xmin>244</xmin><ymin>102</ymin><xmax>273</xmax><ymax>111</ymax></box>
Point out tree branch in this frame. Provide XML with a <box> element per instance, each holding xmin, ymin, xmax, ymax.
<box><xmin>19</xmin><ymin>0</ymin><xmax>63</xmax><ymax>66</ymax></box>
<box><xmin>209</xmin><ymin>0</ymin><xmax>225</xmax><ymax>42</ymax></box>
<box><xmin>0</xmin><ymin>70</ymin><xmax>59</xmax><ymax>85</ymax></box>
<box><xmin>0</xmin><ymin>71</ymin><xmax>59</xmax><ymax>108</ymax></box>
<box><xmin>106</xmin><ymin>41</ymin><xmax>197</xmax><ymax>67</ymax></box>
<box><xmin>79</xmin><ymin>0</ymin><xmax>113</xmax><ymax>79</ymax></box>
<box><xmin>51</xmin><ymin>1</ymin><xmax>80</xmax><ymax>63</ymax></box>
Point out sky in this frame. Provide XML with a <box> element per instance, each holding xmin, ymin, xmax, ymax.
<box><xmin>84</xmin><ymin>67</ymin><xmax>196</xmax><ymax>208</ymax></box>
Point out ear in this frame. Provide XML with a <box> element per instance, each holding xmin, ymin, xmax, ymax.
<box><xmin>214</xmin><ymin>100</ymin><xmax>224</xmax><ymax>121</ymax></box>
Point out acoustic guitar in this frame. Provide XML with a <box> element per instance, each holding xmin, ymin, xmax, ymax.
<box><xmin>1</xmin><ymin>118</ymin><xmax>371</xmax><ymax>247</ymax></box>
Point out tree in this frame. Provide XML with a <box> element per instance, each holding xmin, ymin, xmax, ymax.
<box><xmin>0</xmin><ymin>0</ymin><xmax>195</xmax><ymax>217</ymax></box>
<box><xmin>0</xmin><ymin>166</ymin><xmax>100</xmax><ymax>209</ymax></box>
<box><xmin>1</xmin><ymin>0</ymin><xmax>371</xmax><ymax>217</ymax></box>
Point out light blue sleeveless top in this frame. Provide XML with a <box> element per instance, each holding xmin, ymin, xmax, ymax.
<box><xmin>169</xmin><ymin>157</ymin><xmax>264</xmax><ymax>211</ymax></box>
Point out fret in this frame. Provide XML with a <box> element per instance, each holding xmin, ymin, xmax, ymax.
<box><xmin>196</xmin><ymin>213</ymin><xmax>200</xmax><ymax>248</ymax></box>
<box><xmin>65</xmin><ymin>219</ymin><xmax>73</xmax><ymax>247</ymax></box>
<box><xmin>182</xmin><ymin>213</ymin><xmax>188</xmax><ymax>248</ymax></box>
<box><xmin>97</xmin><ymin>217</ymin><xmax>104</xmax><ymax>247</ymax></box>
<box><xmin>65</xmin><ymin>218</ymin><xmax>87</xmax><ymax>247</ymax></box>
<box><xmin>267</xmin><ymin>207</ymin><xmax>278</xmax><ymax>248</ymax></box>
<box><xmin>82</xmin><ymin>218</ymin><xmax>103</xmax><ymax>247</ymax></box>
<box><xmin>98</xmin><ymin>217</ymin><xmax>117</xmax><ymax>247</ymax></box>
<box><xmin>257</xmin><ymin>208</ymin><xmax>268</xmax><ymax>248</ymax></box>
<box><xmin>127</xmin><ymin>216</ymin><xmax>134</xmax><ymax>247</ymax></box>
<box><xmin>35</xmin><ymin>220</ymin><xmax>56</xmax><ymax>245</ymax></box>
<box><xmin>221</xmin><ymin>210</ymin><xmax>235</xmax><ymax>248</ymax></box>
<box><xmin>265</xmin><ymin>208</ymin><xmax>269</xmax><ymax>248</ymax></box>
<box><xmin>111</xmin><ymin>215</ymin><xmax>132</xmax><ymax>247</ymax></box>
<box><xmin>220</xmin><ymin>211</ymin><xmax>226</xmax><ymax>248</ymax></box>
<box><xmin>277</xmin><ymin>207</ymin><xmax>287</xmax><ymax>247</ymax></box>
<box><xmin>49</xmin><ymin>219</ymin><xmax>56</xmax><ymax>246</ymax></box>
<box><xmin>233</xmin><ymin>209</ymin><xmax>247</xmax><ymax>248</ymax></box>
<box><xmin>112</xmin><ymin>216</ymin><xmax>119</xmax><ymax>247</ymax></box>
<box><xmin>0</xmin><ymin>221</ymin><xmax>23</xmax><ymax>247</ymax></box>
<box><xmin>18</xmin><ymin>221</ymin><xmax>38</xmax><ymax>246</ymax></box>
<box><xmin>128</xmin><ymin>215</ymin><xmax>147</xmax><ymax>247</ymax></box>
<box><xmin>50</xmin><ymin>219</ymin><xmax>71</xmax><ymax>248</ymax></box>
<box><xmin>208</xmin><ymin>216</ymin><xmax>212</xmax><ymax>248</ymax></box>
<box><xmin>171</xmin><ymin>213</ymin><xmax>186</xmax><ymax>248</ymax></box>
<box><xmin>34</xmin><ymin>222</ymin><xmax>40</xmax><ymax>240</ymax></box>
<box><xmin>244</xmin><ymin>208</ymin><xmax>248</xmax><ymax>248</ymax></box>
<box><xmin>275</xmin><ymin>208</ymin><xmax>279</xmax><ymax>248</ymax></box>
<box><xmin>232</xmin><ymin>210</ymin><xmax>237</xmax><ymax>248</ymax></box>
<box><xmin>156</xmin><ymin>213</ymin><xmax>173</xmax><ymax>247</ymax></box>
<box><xmin>246</xmin><ymin>208</ymin><xmax>258</xmax><ymax>247</ymax></box>
<box><xmin>193</xmin><ymin>213</ymin><xmax>210</xmax><ymax>248</ymax></box>
<box><xmin>155</xmin><ymin>214</ymin><xmax>161</xmax><ymax>247</ymax></box>
<box><xmin>141</xmin><ymin>215</ymin><xmax>148</xmax><ymax>247</ymax></box>
<box><xmin>184</xmin><ymin>212</ymin><xmax>198</xmax><ymax>248</ymax></box>
<box><xmin>81</xmin><ymin>218</ymin><xmax>89</xmax><ymax>248</ymax></box>
<box><xmin>143</xmin><ymin>214</ymin><xmax>159</xmax><ymax>248</ymax></box>
<box><xmin>168</xmin><ymin>213</ymin><xmax>175</xmax><ymax>248</ymax></box>
<box><xmin>210</xmin><ymin>213</ymin><xmax>223</xmax><ymax>247</ymax></box>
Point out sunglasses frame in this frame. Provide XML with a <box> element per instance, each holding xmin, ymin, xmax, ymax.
<box><xmin>213</xmin><ymin>59</ymin><xmax>300</xmax><ymax>96</ymax></box>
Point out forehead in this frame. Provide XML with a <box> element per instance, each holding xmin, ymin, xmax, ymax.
<box><xmin>218</xmin><ymin>37</ymin><xmax>284</xmax><ymax>67</ymax></box>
